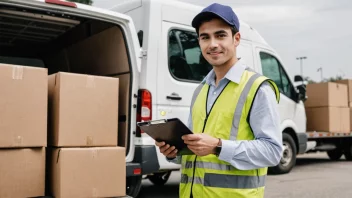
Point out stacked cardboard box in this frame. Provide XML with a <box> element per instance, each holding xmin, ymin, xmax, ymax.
<box><xmin>47</xmin><ymin>72</ymin><xmax>126</xmax><ymax>198</ymax></box>
<box><xmin>305</xmin><ymin>82</ymin><xmax>350</xmax><ymax>133</ymax></box>
<box><xmin>0</xmin><ymin>63</ymin><xmax>47</xmax><ymax>197</ymax></box>
<box><xmin>336</xmin><ymin>80</ymin><xmax>352</xmax><ymax>131</ymax></box>
<box><xmin>0</xmin><ymin>63</ymin><xmax>127</xmax><ymax>197</ymax></box>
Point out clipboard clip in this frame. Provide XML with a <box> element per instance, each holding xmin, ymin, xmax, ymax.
<box><xmin>148</xmin><ymin>119</ymin><xmax>167</xmax><ymax>125</ymax></box>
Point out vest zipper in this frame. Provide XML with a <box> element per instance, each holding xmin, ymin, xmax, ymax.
<box><xmin>190</xmin><ymin>115</ymin><xmax>208</xmax><ymax>198</ymax></box>
<box><xmin>189</xmin><ymin>81</ymin><xmax>229</xmax><ymax>198</ymax></box>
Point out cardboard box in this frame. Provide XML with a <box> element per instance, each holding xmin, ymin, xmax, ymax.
<box><xmin>306</xmin><ymin>107</ymin><xmax>350</xmax><ymax>133</ymax></box>
<box><xmin>336</xmin><ymin>79</ymin><xmax>352</xmax><ymax>102</ymax></box>
<box><xmin>48</xmin><ymin>147</ymin><xmax>126</xmax><ymax>198</ymax></box>
<box><xmin>350</xmin><ymin>108</ymin><xmax>352</xmax><ymax>131</ymax></box>
<box><xmin>0</xmin><ymin>148</ymin><xmax>45</xmax><ymax>197</ymax></box>
<box><xmin>67</xmin><ymin>26</ymin><xmax>130</xmax><ymax>75</ymax></box>
<box><xmin>48</xmin><ymin>72</ymin><xmax>119</xmax><ymax>147</ymax></box>
<box><xmin>305</xmin><ymin>82</ymin><xmax>348</xmax><ymax>108</ymax></box>
<box><xmin>0</xmin><ymin>63</ymin><xmax>47</xmax><ymax>148</ymax></box>
<box><xmin>115</xmin><ymin>73</ymin><xmax>130</xmax><ymax>147</ymax></box>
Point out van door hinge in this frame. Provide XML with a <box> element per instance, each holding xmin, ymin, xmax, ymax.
<box><xmin>139</xmin><ymin>49</ymin><xmax>147</xmax><ymax>59</ymax></box>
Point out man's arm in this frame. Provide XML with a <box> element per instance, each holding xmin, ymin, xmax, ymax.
<box><xmin>218</xmin><ymin>81</ymin><xmax>283</xmax><ymax>170</ymax></box>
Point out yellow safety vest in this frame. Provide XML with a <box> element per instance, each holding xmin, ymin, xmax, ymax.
<box><xmin>179</xmin><ymin>69</ymin><xmax>280</xmax><ymax>198</ymax></box>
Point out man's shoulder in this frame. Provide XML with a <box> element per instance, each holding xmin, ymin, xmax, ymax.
<box><xmin>255</xmin><ymin>81</ymin><xmax>279</xmax><ymax>102</ymax></box>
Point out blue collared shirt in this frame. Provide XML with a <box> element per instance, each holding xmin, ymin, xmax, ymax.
<box><xmin>169</xmin><ymin>60</ymin><xmax>283</xmax><ymax>170</ymax></box>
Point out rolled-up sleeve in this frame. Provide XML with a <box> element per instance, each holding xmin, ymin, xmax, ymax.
<box><xmin>218</xmin><ymin>82</ymin><xmax>283</xmax><ymax>170</ymax></box>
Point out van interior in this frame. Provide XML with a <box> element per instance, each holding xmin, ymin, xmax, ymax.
<box><xmin>0</xmin><ymin>4</ymin><xmax>132</xmax><ymax>154</ymax></box>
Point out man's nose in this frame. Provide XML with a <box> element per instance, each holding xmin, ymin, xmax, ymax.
<box><xmin>209</xmin><ymin>38</ymin><xmax>219</xmax><ymax>49</ymax></box>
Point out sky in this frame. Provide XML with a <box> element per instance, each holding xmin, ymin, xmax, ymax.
<box><xmin>92</xmin><ymin>0</ymin><xmax>352</xmax><ymax>82</ymax></box>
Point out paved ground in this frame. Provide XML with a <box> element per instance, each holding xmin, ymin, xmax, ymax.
<box><xmin>138</xmin><ymin>152</ymin><xmax>352</xmax><ymax>198</ymax></box>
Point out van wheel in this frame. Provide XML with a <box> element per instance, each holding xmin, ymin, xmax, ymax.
<box><xmin>327</xmin><ymin>149</ymin><xmax>343</xmax><ymax>160</ymax></box>
<box><xmin>148</xmin><ymin>171</ymin><xmax>172</xmax><ymax>186</ymax></box>
<box><xmin>126</xmin><ymin>176</ymin><xmax>142</xmax><ymax>198</ymax></box>
<box><xmin>344</xmin><ymin>144</ymin><xmax>352</xmax><ymax>161</ymax></box>
<box><xmin>269</xmin><ymin>133</ymin><xmax>296</xmax><ymax>175</ymax></box>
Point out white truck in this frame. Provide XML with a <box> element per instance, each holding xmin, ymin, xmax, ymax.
<box><xmin>1</xmin><ymin>0</ymin><xmax>351</xmax><ymax>197</ymax></box>
<box><xmin>107</xmin><ymin>0</ymin><xmax>352</xmax><ymax>196</ymax></box>
<box><xmin>106</xmin><ymin>0</ymin><xmax>309</xmax><ymax>196</ymax></box>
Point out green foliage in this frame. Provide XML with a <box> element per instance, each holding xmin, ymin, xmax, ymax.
<box><xmin>304</xmin><ymin>76</ymin><xmax>316</xmax><ymax>84</ymax></box>
<box><xmin>305</xmin><ymin>75</ymin><xmax>345</xmax><ymax>84</ymax></box>
<box><xmin>67</xmin><ymin>0</ymin><xmax>93</xmax><ymax>5</ymax></box>
<box><xmin>322</xmin><ymin>75</ymin><xmax>344</xmax><ymax>83</ymax></box>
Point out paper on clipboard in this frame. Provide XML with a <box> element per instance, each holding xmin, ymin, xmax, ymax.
<box><xmin>137</xmin><ymin>118</ymin><xmax>194</xmax><ymax>155</ymax></box>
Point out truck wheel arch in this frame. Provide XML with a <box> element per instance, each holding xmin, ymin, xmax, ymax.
<box><xmin>283</xmin><ymin>128</ymin><xmax>298</xmax><ymax>154</ymax></box>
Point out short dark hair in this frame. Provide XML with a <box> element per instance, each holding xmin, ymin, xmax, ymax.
<box><xmin>195</xmin><ymin>14</ymin><xmax>239</xmax><ymax>36</ymax></box>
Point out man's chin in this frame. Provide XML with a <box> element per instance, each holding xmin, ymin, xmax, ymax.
<box><xmin>209</xmin><ymin>61</ymin><xmax>225</xmax><ymax>67</ymax></box>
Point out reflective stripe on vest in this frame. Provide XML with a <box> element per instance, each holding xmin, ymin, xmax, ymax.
<box><xmin>230</xmin><ymin>73</ymin><xmax>261</xmax><ymax>140</ymax></box>
<box><xmin>181</xmin><ymin>173</ymin><xmax>266</xmax><ymax>189</ymax></box>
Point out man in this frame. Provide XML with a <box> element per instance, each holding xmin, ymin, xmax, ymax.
<box><xmin>155</xmin><ymin>3</ymin><xmax>283</xmax><ymax>198</ymax></box>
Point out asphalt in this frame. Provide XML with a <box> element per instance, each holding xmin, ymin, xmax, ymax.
<box><xmin>138</xmin><ymin>152</ymin><xmax>352</xmax><ymax>198</ymax></box>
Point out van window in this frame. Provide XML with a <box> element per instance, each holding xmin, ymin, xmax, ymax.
<box><xmin>260</xmin><ymin>52</ymin><xmax>295</xmax><ymax>100</ymax></box>
<box><xmin>168</xmin><ymin>29</ymin><xmax>212</xmax><ymax>82</ymax></box>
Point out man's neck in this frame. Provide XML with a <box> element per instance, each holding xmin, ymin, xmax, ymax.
<box><xmin>213</xmin><ymin>58</ymin><xmax>238</xmax><ymax>86</ymax></box>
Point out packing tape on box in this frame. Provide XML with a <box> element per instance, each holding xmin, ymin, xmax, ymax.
<box><xmin>86</xmin><ymin>136</ymin><xmax>93</xmax><ymax>145</ymax></box>
<box><xmin>92</xmin><ymin>149</ymin><xmax>98</xmax><ymax>158</ymax></box>
<box><xmin>86</xmin><ymin>76</ymin><xmax>95</xmax><ymax>88</ymax></box>
<box><xmin>14</xmin><ymin>135</ymin><xmax>23</xmax><ymax>146</ymax></box>
<box><xmin>12</xmin><ymin>66</ymin><xmax>23</xmax><ymax>80</ymax></box>
<box><xmin>92</xmin><ymin>188</ymin><xmax>98</xmax><ymax>197</ymax></box>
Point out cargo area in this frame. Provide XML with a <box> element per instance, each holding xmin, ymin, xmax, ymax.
<box><xmin>0</xmin><ymin>3</ymin><xmax>131</xmax><ymax>197</ymax></box>
<box><xmin>0</xmin><ymin>4</ymin><xmax>131</xmax><ymax>150</ymax></box>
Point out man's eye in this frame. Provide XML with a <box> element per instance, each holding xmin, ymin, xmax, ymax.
<box><xmin>201</xmin><ymin>37</ymin><xmax>209</xmax><ymax>40</ymax></box>
<box><xmin>218</xmin><ymin>34</ymin><xmax>226</xmax><ymax>38</ymax></box>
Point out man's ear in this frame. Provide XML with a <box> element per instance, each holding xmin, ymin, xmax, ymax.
<box><xmin>234</xmin><ymin>32</ymin><xmax>241</xmax><ymax>47</ymax></box>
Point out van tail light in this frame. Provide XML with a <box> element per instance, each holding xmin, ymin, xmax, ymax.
<box><xmin>45</xmin><ymin>0</ymin><xmax>77</xmax><ymax>8</ymax></box>
<box><xmin>136</xmin><ymin>89</ymin><xmax>152</xmax><ymax>137</ymax></box>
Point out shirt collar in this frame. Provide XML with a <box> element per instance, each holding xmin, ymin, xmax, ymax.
<box><xmin>203</xmin><ymin>60</ymin><xmax>247</xmax><ymax>85</ymax></box>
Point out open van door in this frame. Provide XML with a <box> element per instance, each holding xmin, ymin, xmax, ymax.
<box><xmin>0</xmin><ymin>0</ymin><xmax>144</xmax><ymax>197</ymax></box>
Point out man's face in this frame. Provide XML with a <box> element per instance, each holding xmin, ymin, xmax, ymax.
<box><xmin>198</xmin><ymin>18</ymin><xmax>240</xmax><ymax>67</ymax></box>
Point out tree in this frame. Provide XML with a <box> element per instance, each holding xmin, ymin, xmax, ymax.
<box><xmin>322</xmin><ymin>75</ymin><xmax>344</xmax><ymax>83</ymax></box>
<box><xmin>67</xmin><ymin>0</ymin><xmax>93</xmax><ymax>5</ymax></box>
<box><xmin>304</xmin><ymin>76</ymin><xmax>316</xmax><ymax>84</ymax></box>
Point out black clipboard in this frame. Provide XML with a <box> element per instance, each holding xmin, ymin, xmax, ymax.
<box><xmin>137</xmin><ymin>118</ymin><xmax>194</xmax><ymax>155</ymax></box>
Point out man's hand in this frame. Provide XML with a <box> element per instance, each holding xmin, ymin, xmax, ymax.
<box><xmin>155</xmin><ymin>141</ymin><xmax>178</xmax><ymax>158</ymax></box>
<box><xmin>182</xmin><ymin>134</ymin><xmax>220</xmax><ymax>156</ymax></box>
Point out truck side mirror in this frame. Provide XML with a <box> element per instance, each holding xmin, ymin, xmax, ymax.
<box><xmin>296</xmin><ymin>84</ymin><xmax>307</xmax><ymax>102</ymax></box>
<box><xmin>294</xmin><ymin>75</ymin><xmax>304</xmax><ymax>82</ymax></box>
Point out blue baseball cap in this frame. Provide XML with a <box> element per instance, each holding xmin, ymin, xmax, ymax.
<box><xmin>192</xmin><ymin>3</ymin><xmax>240</xmax><ymax>31</ymax></box>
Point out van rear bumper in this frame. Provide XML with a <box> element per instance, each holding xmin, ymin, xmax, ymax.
<box><xmin>129</xmin><ymin>145</ymin><xmax>160</xmax><ymax>176</ymax></box>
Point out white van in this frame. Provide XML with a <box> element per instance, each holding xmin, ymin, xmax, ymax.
<box><xmin>109</xmin><ymin>0</ymin><xmax>308</xmax><ymax>196</ymax></box>
<box><xmin>0</xmin><ymin>0</ymin><xmax>307</xmax><ymax>197</ymax></box>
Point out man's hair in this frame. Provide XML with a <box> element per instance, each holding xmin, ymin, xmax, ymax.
<box><xmin>195</xmin><ymin>14</ymin><xmax>239</xmax><ymax>36</ymax></box>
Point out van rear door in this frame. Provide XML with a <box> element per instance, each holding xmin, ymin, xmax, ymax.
<box><xmin>1</xmin><ymin>0</ymin><xmax>141</xmax><ymax>163</ymax></box>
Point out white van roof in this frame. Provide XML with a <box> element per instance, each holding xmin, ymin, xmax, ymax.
<box><xmin>3</xmin><ymin>0</ymin><xmax>134</xmax><ymax>23</ymax></box>
<box><xmin>109</xmin><ymin>0</ymin><xmax>269</xmax><ymax>45</ymax></box>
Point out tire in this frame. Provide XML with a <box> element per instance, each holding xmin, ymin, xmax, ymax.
<box><xmin>126</xmin><ymin>176</ymin><xmax>142</xmax><ymax>198</ymax></box>
<box><xmin>327</xmin><ymin>149</ymin><xmax>343</xmax><ymax>161</ymax></box>
<box><xmin>344</xmin><ymin>144</ymin><xmax>352</xmax><ymax>161</ymax></box>
<box><xmin>269</xmin><ymin>133</ymin><xmax>297</xmax><ymax>175</ymax></box>
<box><xmin>148</xmin><ymin>171</ymin><xmax>172</xmax><ymax>186</ymax></box>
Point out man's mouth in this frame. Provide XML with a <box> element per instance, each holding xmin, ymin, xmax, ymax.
<box><xmin>207</xmin><ymin>52</ymin><xmax>222</xmax><ymax>55</ymax></box>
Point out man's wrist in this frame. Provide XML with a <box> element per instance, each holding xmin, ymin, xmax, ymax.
<box><xmin>213</xmin><ymin>138</ymin><xmax>222</xmax><ymax>155</ymax></box>
<box><xmin>217</xmin><ymin>138</ymin><xmax>222</xmax><ymax>146</ymax></box>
